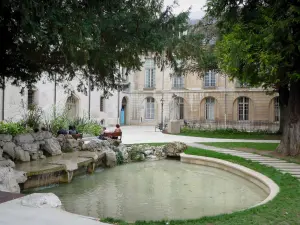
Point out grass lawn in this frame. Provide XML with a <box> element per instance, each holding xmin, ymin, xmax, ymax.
<box><xmin>200</xmin><ymin>142</ymin><xmax>279</xmax><ymax>151</ymax></box>
<box><xmin>102</xmin><ymin>146</ymin><xmax>300</xmax><ymax>225</ymax></box>
<box><xmin>179</xmin><ymin>129</ymin><xmax>281</xmax><ymax>140</ymax></box>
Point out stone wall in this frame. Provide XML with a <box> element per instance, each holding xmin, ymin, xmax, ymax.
<box><xmin>0</xmin><ymin>132</ymin><xmax>62</xmax><ymax>162</ymax></box>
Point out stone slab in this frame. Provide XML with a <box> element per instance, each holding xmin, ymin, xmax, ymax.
<box><xmin>0</xmin><ymin>196</ymin><xmax>110</xmax><ymax>225</ymax></box>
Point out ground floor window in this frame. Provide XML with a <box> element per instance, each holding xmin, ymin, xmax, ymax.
<box><xmin>238</xmin><ymin>97</ymin><xmax>249</xmax><ymax>121</ymax></box>
<box><xmin>205</xmin><ymin>97</ymin><xmax>215</xmax><ymax>120</ymax></box>
<box><xmin>145</xmin><ymin>97</ymin><xmax>155</xmax><ymax>119</ymax></box>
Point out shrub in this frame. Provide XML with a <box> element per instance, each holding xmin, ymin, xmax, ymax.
<box><xmin>22</xmin><ymin>105</ymin><xmax>43</xmax><ymax>129</ymax></box>
<box><xmin>0</xmin><ymin>121</ymin><xmax>32</xmax><ymax>136</ymax></box>
<box><xmin>116</xmin><ymin>151</ymin><xmax>124</xmax><ymax>165</ymax></box>
<box><xmin>69</xmin><ymin>117</ymin><xmax>102</xmax><ymax>136</ymax></box>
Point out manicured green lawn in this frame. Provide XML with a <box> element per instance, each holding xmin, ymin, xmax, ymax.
<box><xmin>179</xmin><ymin>129</ymin><xmax>281</xmax><ymax>140</ymax></box>
<box><xmin>101</xmin><ymin>146</ymin><xmax>300</xmax><ymax>225</ymax></box>
<box><xmin>200</xmin><ymin>142</ymin><xmax>279</xmax><ymax>151</ymax></box>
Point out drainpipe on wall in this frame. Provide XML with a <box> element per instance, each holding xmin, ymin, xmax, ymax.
<box><xmin>224</xmin><ymin>75</ymin><xmax>227</xmax><ymax>128</ymax></box>
<box><xmin>1</xmin><ymin>75</ymin><xmax>5</xmax><ymax>121</ymax></box>
<box><xmin>54</xmin><ymin>74</ymin><xmax>57</xmax><ymax>118</ymax></box>
<box><xmin>117</xmin><ymin>87</ymin><xmax>120</xmax><ymax>124</ymax></box>
<box><xmin>88</xmin><ymin>77</ymin><xmax>91</xmax><ymax>120</ymax></box>
<box><xmin>161</xmin><ymin>61</ymin><xmax>165</xmax><ymax>129</ymax></box>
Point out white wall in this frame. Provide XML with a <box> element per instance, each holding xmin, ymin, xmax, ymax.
<box><xmin>0</xmin><ymin>74</ymin><xmax>121</xmax><ymax>124</ymax></box>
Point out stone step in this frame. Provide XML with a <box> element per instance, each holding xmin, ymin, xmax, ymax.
<box><xmin>263</xmin><ymin>164</ymin><xmax>300</xmax><ymax>169</ymax></box>
<box><xmin>245</xmin><ymin>158</ymin><xmax>283</xmax><ymax>161</ymax></box>
<box><xmin>279</xmin><ymin>168</ymin><xmax>300</xmax><ymax>172</ymax></box>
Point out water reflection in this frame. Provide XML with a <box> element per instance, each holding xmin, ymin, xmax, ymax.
<box><xmin>33</xmin><ymin>160</ymin><xmax>267</xmax><ymax>221</ymax></box>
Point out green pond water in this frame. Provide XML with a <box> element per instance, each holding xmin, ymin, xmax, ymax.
<box><xmin>31</xmin><ymin>160</ymin><xmax>268</xmax><ymax>221</ymax></box>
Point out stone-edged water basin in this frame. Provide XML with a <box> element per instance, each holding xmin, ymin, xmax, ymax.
<box><xmin>30</xmin><ymin>160</ymin><xmax>268</xmax><ymax>222</ymax></box>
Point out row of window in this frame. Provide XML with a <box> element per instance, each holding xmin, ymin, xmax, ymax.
<box><xmin>144</xmin><ymin>59</ymin><xmax>248</xmax><ymax>89</ymax></box>
<box><xmin>144</xmin><ymin>96</ymin><xmax>280</xmax><ymax>122</ymax></box>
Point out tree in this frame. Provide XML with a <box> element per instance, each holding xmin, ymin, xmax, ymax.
<box><xmin>167</xmin><ymin>18</ymin><xmax>219</xmax><ymax>77</ymax></box>
<box><xmin>0</xmin><ymin>0</ymin><xmax>189</xmax><ymax>93</ymax></box>
<box><xmin>206</xmin><ymin>0</ymin><xmax>300</xmax><ymax>156</ymax></box>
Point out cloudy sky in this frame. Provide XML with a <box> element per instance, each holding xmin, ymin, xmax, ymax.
<box><xmin>164</xmin><ymin>0</ymin><xmax>207</xmax><ymax>19</ymax></box>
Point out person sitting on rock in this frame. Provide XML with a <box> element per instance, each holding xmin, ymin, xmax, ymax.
<box><xmin>99</xmin><ymin>127</ymin><xmax>110</xmax><ymax>140</ymax></box>
<box><xmin>57</xmin><ymin>127</ymin><xmax>68</xmax><ymax>135</ymax></box>
<box><xmin>68</xmin><ymin>125</ymin><xmax>78</xmax><ymax>135</ymax></box>
<box><xmin>69</xmin><ymin>126</ymin><xmax>82</xmax><ymax>140</ymax></box>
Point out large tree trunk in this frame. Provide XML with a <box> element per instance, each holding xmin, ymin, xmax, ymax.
<box><xmin>278</xmin><ymin>85</ymin><xmax>289</xmax><ymax>134</ymax></box>
<box><xmin>277</xmin><ymin>80</ymin><xmax>300</xmax><ymax>156</ymax></box>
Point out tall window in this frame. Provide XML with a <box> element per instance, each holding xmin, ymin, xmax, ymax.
<box><xmin>238</xmin><ymin>97</ymin><xmax>249</xmax><ymax>121</ymax></box>
<box><xmin>205</xmin><ymin>97</ymin><xmax>215</xmax><ymax>120</ymax></box>
<box><xmin>178</xmin><ymin>97</ymin><xmax>184</xmax><ymax>119</ymax></box>
<box><xmin>144</xmin><ymin>59</ymin><xmax>155</xmax><ymax>88</ymax></box>
<box><xmin>204</xmin><ymin>70</ymin><xmax>216</xmax><ymax>87</ymax></box>
<box><xmin>145</xmin><ymin>97</ymin><xmax>155</xmax><ymax>119</ymax></box>
<box><xmin>274</xmin><ymin>97</ymin><xmax>280</xmax><ymax>122</ymax></box>
<box><xmin>172</xmin><ymin>75</ymin><xmax>184</xmax><ymax>89</ymax></box>
<box><xmin>27</xmin><ymin>89</ymin><xmax>35</xmax><ymax>109</ymax></box>
<box><xmin>100</xmin><ymin>96</ymin><xmax>104</xmax><ymax>112</ymax></box>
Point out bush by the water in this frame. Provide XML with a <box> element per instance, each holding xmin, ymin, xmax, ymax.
<box><xmin>0</xmin><ymin>121</ymin><xmax>32</xmax><ymax>136</ymax></box>
<box><xmin>43</xmin><ymin>109</ymin><xmax>102</xmax><ymax>136</ymax></box>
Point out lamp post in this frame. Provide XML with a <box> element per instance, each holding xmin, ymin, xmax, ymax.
<box><xmin>1</xmin><ymin>75</ymin><xmax>5</xmax><ymax>121</ymax></box>
<box><xmin>160</xmin><ymin>98</ymin><xmax>164</xmax><ymax>130</ymax></box>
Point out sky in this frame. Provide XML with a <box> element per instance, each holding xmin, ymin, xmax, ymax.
<box><xmin>164</xmin><ymin>0</ymin><xmax>207</xmax><ymax>19</ymax></box>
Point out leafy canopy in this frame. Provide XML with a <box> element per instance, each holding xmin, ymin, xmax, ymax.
<box><xmin>1</xmin><ymin>0</ymin><xmax>189</xmax><ymax>93</ymax></box>
<box><xmin>206</xmin><ymin>0</ymin><xmax>300</xmax><ymax>88</ymax></box>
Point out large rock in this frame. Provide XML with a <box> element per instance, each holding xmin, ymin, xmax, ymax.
<box><xmin>118</xmin><ymin>144</ymin><xmax>129</xmax><ymax>162</ymax></box>
<box><xmin>163</xmin><ymin>142</ymin><xmax>187</xmax><ymax>157</ymax></box>
<box><xmin>0</xmin><ymin>167</ymin><xmax>22</xmax><ymax>193</ymax></box>
<box><xmin>154</xmin><ymin>146</ymin><xmax>166</xmax><ymax>158</ymax></box>
<box><xmin>32</xmin><ymin>131</ymin><xmax>52</xmax><ymax>141</ymax></box>
<box><xmin>128</xmin><ymin>145</ymin><xmax>146</xmax><ymax>162</ymax></box>
<box><xmin>15</xmin><ymin>146</ymin><xmax>30</xmax><ymax>162</ymax></box>
<box><xmin>105</xmin><ymin>151</ymin><xmax>117</xmax><ymax>167</ymax></box>
<box><xmin>14</xmin><ymin>170</ymin><xmax>27</xmax><ymax>184</ymax></box>
<box><xmin>42</xmin><ymin>138</ymin><xmax>62</xmax><ymax>156</ymax></box>
<box><xmin>21</xmin><ymin>143</ymin><xmax>39</xmax><ymax>153</ymax></box>
<box><xmin>2</xmin><ymin>142</ymin><xmax>16</xmax><ymax>159</ymax></box>
<box><xmin>0</xmin><ymin>134</ymin><xmax>12</xmax><ymax>142</ymax></box>
<box><xmin>106</xmin><ymin>138</ymin><xmax>121</xmax><ymax>147</ymax></box>
<box><xmin>0</xmin><ymin>159</ymin><xmax>15</xmax><ymax>167</ymax></box>
<box><xmin>82</xmin><ymin>139</ymin><xmax>111</xmax><ymax>152</ymax></box>
<box><xmin>14</xmin><ymin>134</ymin><xmax>34</xmax><ymax>145</ymax></box>
<box><xmin>21</xmin><ymin>193</ymin><xmax>61</xmax><ymax>208</ymax></box>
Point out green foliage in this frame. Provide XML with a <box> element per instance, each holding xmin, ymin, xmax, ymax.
<box><xmin>103</xmin><ymin>146</ymin><xmax>300</xmax><ymax>225</ymax></box>
<box><xmin>43</xmin><ymin>109</ymin><xmax>101</xmax><ymax>136</ymax></box>
<box><xmin>180</xmin><ymin>127</ymin><xmax>280</xmax><ymax>140</ymax></box>
<box><xmin>0</xmin><ymin>121</ymin><xmax>32</xmax><ymax>136</ymax></box>
<box><xmin>21</xmin><ymin>105</ymin><xmax>43</xmax><ymax>129</ymax></box>
<box><xmin>1</xmin><ymin>0</ymin><xmax>190</xmax><ymax>92</ymax></box>
<box><xmin>116</xmin><ymin>151</ymin><xmax>124</xmax><ymax>165</ymax></box>
<box><xmin>169</xmin><ymin>19</ymin><xmax>219</xmax><ymax>77</ymax></box>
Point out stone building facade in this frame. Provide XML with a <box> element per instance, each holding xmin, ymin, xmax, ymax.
<box><xmin>0</xmin><ymin>57</ymin><xmax>279</xmax><ymax>129</ymax></box>
<box><xmin>121</xmin><ymin>57</ymin><xmax>280</xmax><ymax>128</ymax></box>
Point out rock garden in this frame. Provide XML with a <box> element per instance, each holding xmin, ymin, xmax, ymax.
<box><xmin>0</xmin><ymin>130</ymin><xmax>188</xmax><ymax>193</ymax></box>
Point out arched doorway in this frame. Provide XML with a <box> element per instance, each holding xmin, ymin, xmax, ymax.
<box><xmin>66</xmin><ymin>94</ymin><xmax>78</xmax><ymax>119</ymax></box>
<box><xmin>120</xmin><ymin>97</ymin><xmax>128</xmax><ymax>125</ymax></box>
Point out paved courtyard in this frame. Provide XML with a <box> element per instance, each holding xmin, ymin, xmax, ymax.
<box><xmin>92</xmin><ymin>125</ymin><xmax>280</xmax><ymax>144</ymax></box>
